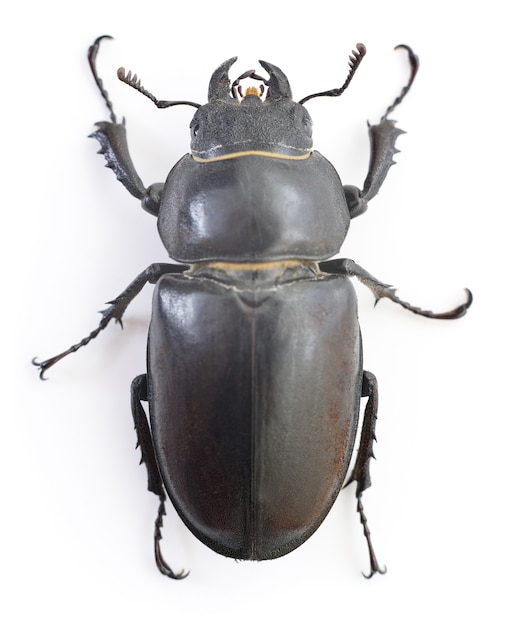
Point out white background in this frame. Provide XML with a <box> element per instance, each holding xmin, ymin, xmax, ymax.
<box><xmin>3</xmin><ymin>1</ymin><xmax>504</xmax><ymax>624</ymax></box>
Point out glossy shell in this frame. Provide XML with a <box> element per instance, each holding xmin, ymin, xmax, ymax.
<box><xmin>158</xmin><ymin>152</ymin><xmax>350</xmax><ymax>263</ymax></box>
<box><xmin>148</xmin><ymin>269</ymin><xmax>362</xmax><ymax>559</ymax></box>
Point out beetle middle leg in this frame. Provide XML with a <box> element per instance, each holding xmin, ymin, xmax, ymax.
<box><xmin>345</xmin><ymin>371</ymin><xmax>386</xmax><ymax>578</ymax></box>
<box><xmin>131</xmin><ymin>374</ymin><xmax>188</xmax><ymax>579</ymax></box>
<box><xmin>320</xmin><ymin>258</ymin><xmax>473</xmax><ymax>319</ymax></box>
<box><xmin>32</xmin><ymin>263</ymin><xmax>187</xmax><ymax>378</ymax></box>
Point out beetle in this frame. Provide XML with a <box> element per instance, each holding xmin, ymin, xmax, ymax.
<box><xmin>34</xmin><ymin>36</ymin><xmax>472</xmax><ymax>579</ymax></box>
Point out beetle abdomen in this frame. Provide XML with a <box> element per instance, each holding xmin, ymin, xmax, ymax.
<box><xmin>148</xmin><ymin>268</ymin><xmax>362</xmax><ymax>559</ymax></box>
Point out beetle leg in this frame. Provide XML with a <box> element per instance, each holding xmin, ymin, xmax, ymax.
<box><xmin>88</xmin><ymin>36</ymin><xmax>165</xmax><ymax>216</ymax></box>
<box><xmin>343</xmin><ymin>119</ymin><xmax>405</xmax><ymax>218</ymax></box>
<box><xmin>319</xmin><ymin>258</ymin><xmax>473</xmax><ymax>319</ymax></box>
<box><xmin>342</xmin><ymin>184</ymin><xmax>367</xmax><ymax>218</ymax></box>
<box><xmin>91</xmin><ymin>121</ymin><xmax>165</xmax><ymax>216</ymax></box>
<box><xmin>33</xmin><ymin>263</ymin><xmax>188</xmax><ymax>378</ymax></box>
<box><xmin>131</xmin><ymin>374</ymin><xmax>189</xmax><ymax>580</ymax></box>
<box><xmin>345</xmin><ymin>371</ymin><xmax>386</xmax><ymax>578</ymax></box>
<box><xmin>342</xmin><ymin>46</ymin><xmax>419</xmax><ymax>219</ymax></box>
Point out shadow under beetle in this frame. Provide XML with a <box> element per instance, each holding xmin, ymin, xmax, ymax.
<box><xmin>34</xmin><ymin>37</ymin><xmax>472</xmax><ymax>579</ymax></box>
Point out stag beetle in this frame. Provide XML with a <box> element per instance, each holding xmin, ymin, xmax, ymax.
<box><xmin>34</xmin><ymin>36</ymin><xmax>472</xmax><ymax>579</ymax></box>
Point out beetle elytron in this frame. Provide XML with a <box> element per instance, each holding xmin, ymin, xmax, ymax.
<box><xmin>34</xmin><ymin>37</ymin><xmax>472</xmax><ymax>579</ymax></box>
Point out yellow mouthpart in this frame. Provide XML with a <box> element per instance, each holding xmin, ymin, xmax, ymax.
<box><xmin>244</xmin><ymin>85</ymin><xmax>260</xmax><ymax>97</ymax></box>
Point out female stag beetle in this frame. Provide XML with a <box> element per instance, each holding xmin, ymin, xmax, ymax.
<box><xmin>34</xmin><ymin>36</ymin><xmax>472</xmax><ymax>579</ymax></box>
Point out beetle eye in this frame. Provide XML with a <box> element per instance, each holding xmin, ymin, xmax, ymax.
<box><xmin>192</xmin><ymin>123</ymin><xmax>200</xmax><ymax>137</ymax></box>
<box><xmin>303</xmin><ymin>116</ymin><xmax>313</xmax><ymax>138</ymax></box>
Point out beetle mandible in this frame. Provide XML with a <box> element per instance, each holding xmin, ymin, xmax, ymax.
<box><xmin>34</xmin><ymin>36</ymin><xmax>472</xmax><ymax>579</ymax></box>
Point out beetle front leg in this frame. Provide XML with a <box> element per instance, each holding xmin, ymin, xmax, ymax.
<box><xmin>131</xmin><ymin>374</ymin><xmax>188</xmax><ymax>580</ymax></box>
<box><xmin>343</xmin><ymin>117</ymin><xmax>402</xmax><ymax>218</ymax></box>
<box><xmin>91</xmin><ymin>121</ymin><xmax>165</xmax><ymax>216</ymax></box>
<box><xmin>88</xmin><ymin>37</ymin><xmax>165</xmax><ymax>216</ymax></box>
<box><xmin>343</xmin><ymin>46</ymin><xmax>419</xmax><ymax>219</ymax></box>
<box><xmin>33</xmin><ymin>263</ymin><xmax>187</xmax><ymax>378</ymax></box>
<box><xmin>345</xmin><ymin>371</ymin><xmax>386</xmax><ymax>578</ymax></box>
<box><xmin>343</xmin><ymin>119</ymin><xmax>406</xmax><ymax>219</ymax></box>
<box><xmin>320</xmin><ymin>258</ymin><xmax>473</xmax><ymax>319</ymax></box>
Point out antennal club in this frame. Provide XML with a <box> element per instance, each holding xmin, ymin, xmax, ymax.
<box><xmin>117</xmin><ymin>67</ymin><xmax>201</xmax><ymax>109</ymax></box>
<box><xmin>299</xmin><ymin>43</ymin><xmax>367</xmax><ymax>105</ymax></box>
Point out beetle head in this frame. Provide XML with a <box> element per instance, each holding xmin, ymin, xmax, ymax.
<box><xmin>189</xmin><ymin>58</ymin><xmax>313</xmax><ymax>161</ymax></box>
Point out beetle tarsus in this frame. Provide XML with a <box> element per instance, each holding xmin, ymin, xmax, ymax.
<box><xmin>88</xmin><ymin>35</ymin><xmax>117</xmax><ymax>124</ymax></box>
<box><xmin>345</xmin><ymin>370</ymin><xmax>386</xmax><ymax>577</ymax></box>
<box><xmin>357</xmin><ymin>496</ymin><xmax>387</xmax><ymax>579</ymax></box>
<box><xmin>368</xmin><ymin>282</ymin><xmax>473</xmax><ymax>320</ymax></box>
<box><xmin>31</xmin><ymin>301</ymin><xmax>123</xmax><ymax>378</ymax></box>
<box><xmin>320</xmin><ymin>259</ymin><xmax>473</xmax><ymax>320</ymax></box>
<box><xmin>131</xmin><ymin>373</ymin><xmax>189</xmax><ymax>579</ymax></box>
<box><xmin>33</xmin><ymin>264</ymin><xmax>187</xmax><ymax>377</ymax></box>
<box><xmin>31</xmin><ymin>316</ymin><xmax>110</xmax><ymax>378</ymax></box>
<box><xmin>154</xmin><ymin>496</ymin><xmax>189</xmax><ymax>580</ymax></box>
<box><xmin>381</xmin><ymin>44</ymin><xmax>419</xmax><ymax>121</ymax></box>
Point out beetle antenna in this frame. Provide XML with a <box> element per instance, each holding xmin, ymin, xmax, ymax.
<box><xmin>380</xmin><ymin>44</ymin><xmax>419</xmax><ymax>121</ymax></box>
<box><xmin>117</xmin><ymin>67</ymin><xmax>201</xmax><ymax>109</ymax></box>
<box><xmin>299</xmin><ymin>44</ymin><xmax>367</xmax><ymax>105</ymax></box>
<box><xmin>88</xmin><ymin>35</ymin><xmax>118</xmax><ymax>124</ymax></box>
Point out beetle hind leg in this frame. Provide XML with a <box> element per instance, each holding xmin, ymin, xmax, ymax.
<box><xmin>345</xmin><ymin>371</ymin><xmax>386</xmax><ymax>578</ymax></box>
<box><xmin>152</xmin><ymin>496</ymin><xmax>188</xmax><ymax>579</ymax></box>
<box><xmin>131</xmin><ymin>374</ymin><xmax>189</xmax><ymax>580</ymax></box>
